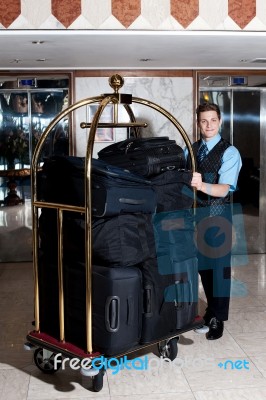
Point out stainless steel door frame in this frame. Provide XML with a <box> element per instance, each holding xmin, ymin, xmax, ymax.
<box><xmin>199</xmin><ymin>87</ymin><xmax>265</xmax><ymax>254</ymax></box>
<box><xmin>259</xmin><ymin>90</ymin><xmax>266</xmax><ymax>252</ymax></box>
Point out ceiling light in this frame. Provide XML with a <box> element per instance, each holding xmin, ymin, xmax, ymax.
<box><xmin>250</xmin><ymin>58</ymin><xmax>266</xmax><ymax>63</ymax></box>
<box><xmin>10</xmin><ymin>59</ymin><xmax>22</xmax><ymax>63</ymax></box>
<box><xmin>32</xmin><ymin>41</ymin><xmax>44</xmax><ymax>44</ymax></box>
<box><xmin>139</xmin><ymin>58</ymin><xmax>152</xmax><ymax>62</ymax></box>
<box><xmin>36</xmin><ymin>58</ymin><xmax>46</xmax><ymax>62</ymax></box>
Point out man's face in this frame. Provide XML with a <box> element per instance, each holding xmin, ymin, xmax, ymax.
<box><xmin>198</xmin><ymin>110</ymin><xmax>221</xmax><ymax>141</ymax></box>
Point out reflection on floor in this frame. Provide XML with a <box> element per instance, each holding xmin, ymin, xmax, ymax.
<box><xmin>1</xmin><ymin>255</ymin><xmax>266</xmax><ymax>400</ymax></box>
<box><xmin>0</xmin><ymin>183</ymin><xmax>32</xmax><ymax>262</ymax></box>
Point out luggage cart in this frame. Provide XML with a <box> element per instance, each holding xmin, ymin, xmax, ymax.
<box><xmin>25</xmin><ymin>74</ymin><xmax>203</xmax><ymax>392</ymax></box>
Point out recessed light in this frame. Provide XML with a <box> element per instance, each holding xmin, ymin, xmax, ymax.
<box><xmin>32</xmin><ymin>41</ymin><xmax>44</xmax><ymax>44</ymax></box>
<box><xmin>10</xmin><ymin>59</ymin><xmax>22</xmax><ymax>63</ymax></box>
<box><xmin>36</xmin><ymin>58</ymin><xmax>46</xmax><ymax>62</ymax></box>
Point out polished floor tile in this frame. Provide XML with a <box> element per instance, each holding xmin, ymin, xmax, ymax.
<box><xmin>194</xmin><ymin>387</ymin><xmax>266</xmax><ymax>400</ymax></box>
<box><xmin>1</xmin><ymin>254</ymin><xmax>266</xmax><ymax>399</ymax></box>
<box><xmin>182</xmin><ymin>356</ymin><xmax>266</xmax><ymax>392</ymax></box>
<box><xmin>27</xmin><ymin>367</ymin><xmax>110</xmax><ymax>399</ymax></box>
<box><xmin>107</xmin><ymin>352</ymin><xmax>191</xmax><ymax>397</ymax></box>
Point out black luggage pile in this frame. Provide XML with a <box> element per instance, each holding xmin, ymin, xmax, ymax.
<box><xmin>38</xmin><ymin>136</ymin><xmax>199</xmax><ymax>356</ymax></box>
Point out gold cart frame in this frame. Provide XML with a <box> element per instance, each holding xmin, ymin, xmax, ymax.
<box><xmin>29</xmin><ymin>75</ymin><xmax>196</xmax><ymax>356</ymax></box>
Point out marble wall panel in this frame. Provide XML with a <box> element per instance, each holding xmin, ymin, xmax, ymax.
<box><xmin>75</xmin><ymin>76</ymin><xmax>193</xmax><ymax>157</ymax></box>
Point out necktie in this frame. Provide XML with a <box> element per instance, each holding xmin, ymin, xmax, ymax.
<box><xmin>197</xmin><ymin>142</ymin><xmax>208</xmax><ymax>163</ymax></box>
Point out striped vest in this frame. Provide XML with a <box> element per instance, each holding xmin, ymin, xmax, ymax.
<box><xmin>192</xmin><ymin>138</ymin><xmax>231</xmax><ymax>215</ymax></box>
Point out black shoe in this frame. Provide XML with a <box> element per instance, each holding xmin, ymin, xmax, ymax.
<box><xmin>206</xmin><ymin>317</ymin><xmax>224</xmax><ymax>340</ymax></box>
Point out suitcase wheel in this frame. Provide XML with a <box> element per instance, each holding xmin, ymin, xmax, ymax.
<box><xmin>91</xmin><ymin>369</ymin><xmax>104</xmax><ymax>392</ymax></box>
<box><xmin>157</xmin><ymin>337</ymin><xmax>179</xmax><ymax>361</ymax></box>
<box><xmin>33</xmin><ymin>347</ymin><xmax>62</xmax><ymax>374</ymax></box>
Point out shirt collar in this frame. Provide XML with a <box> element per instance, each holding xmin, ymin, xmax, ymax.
<box><xmin>201</xmin><ymin>134</ymin><xmax>221</xmax><ymax>152</ymax></box>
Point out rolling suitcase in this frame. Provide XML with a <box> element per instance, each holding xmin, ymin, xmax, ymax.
<box><xmin>140</xmin><ymin>256</ymin><xmax>198</xmax><ymax>344</ymax></box>
<box><xmin>63</xmin><ymin>263</ymin><xmax>143</xmax><ymax>356</ymax></box>
<box><xmin>140</xmin><ymin>209</ymin><xmax>198</xmax><ymax>343</ymax></box>
<box><xmin>153</xmin><ymin>209</ymin><xmax>198</xmax><ymax>330</ymax></box>
<box><xmin>98</xmin><ymin>136</ymin><xmax>186</xmax><ymax>177</ymax></box>
<box><xmin>38</xmin><ymin>258</ymin><xmax>143</xmax><ymax>356</ymax></box>
<box><xmin>38</xmin><ymin>255</ymin><xmax>60</xmax><ymax>339</ymax></box>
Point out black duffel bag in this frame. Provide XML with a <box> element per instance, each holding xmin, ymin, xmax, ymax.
<box><xmin>92</xmin><ymin>213</ymin><xmax>157</xmax><ymax>267</ymax></box>
<box><xmin>150</xmin><ymin>169</ymin><xmax>193</xmax><ymax>212</ymax></box>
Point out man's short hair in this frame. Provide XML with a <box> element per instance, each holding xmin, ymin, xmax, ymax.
<box><xmin>196</xmin><ymin>103</ymin><xmax>221</xmax><ymax>120</ymax></box>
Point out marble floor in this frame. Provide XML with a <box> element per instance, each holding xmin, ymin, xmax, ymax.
<box><xmin>1</xmin><ymin>254</ymin><xmax>266</xmax><ymax>400</ymax></box>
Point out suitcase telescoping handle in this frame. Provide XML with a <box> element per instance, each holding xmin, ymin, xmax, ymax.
<box><xmin>143</xmin><ymin>285</ymin><xmax>152</xmax><ymax>316</ymax></box>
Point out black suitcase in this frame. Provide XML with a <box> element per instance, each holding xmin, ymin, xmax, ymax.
<box><xmin>91</xmin><ymin>158</ymin><xmax>157</xmax><ymax>217</ymax></box>
<box><xmin>38</xmin><ymin>155</ymin><xmax>85</xmax><ymax>206</ymax></box>
<box><xmin>140</xmin><ymin>256</ymin><xmax>198</xmax><ymax>344</ymax></box>
<box><xmin>63</xmin><ymin>263</ymin><xmax>143</xmax><ymax>356</ymax></box>
<box><xmin>38</xmin><ymin>258</ymin><xmax>143</xmax><ymax>355</ymax></box>
<box><xmin>140</xmin><ymin>209</ymin><xmax>198</xmax><ymax>343</ymax></box>
<box><xmin>98</xmin><ymin>136</ymin><xmax>186</xmax><ymax>177</ymax></box>
<box><xmin>92</xmin><ymin>264</ymin><xmax>143</xmax><ymax>355</ymax></box>
<box><xmin>38</xmin><ymin>255</ymin><xmax>60</xmax><ymax>339</ymax></box>
<box><xmin>163</xmin><ymin>257</ymin><xmax>198</xmax><ymax>330</ymax></box>
<box><xmin>152</xmin><ymin>209</ymin><xmax>198</xmax><ymax>330</ymax></box>
<box><xmin>39</xmin><ymin>156</ymin><xmax>157</xmax><ymax>216</ymax></box>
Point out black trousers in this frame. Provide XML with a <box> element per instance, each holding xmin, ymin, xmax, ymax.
<box><xmin>196</xmin><ymin>209</ymin><xmax>232</xmax><ymax>321</ymax></box>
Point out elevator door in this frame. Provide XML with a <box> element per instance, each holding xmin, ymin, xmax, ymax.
<box><xmin>199</xmin><ymin>89</ymin><xmax>265</xmax><ymax>254</ymax></box>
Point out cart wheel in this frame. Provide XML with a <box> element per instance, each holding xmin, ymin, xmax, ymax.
<box><xmin>91</xmin><ymin>369</ymin><xmax>104</xmax><ymax>392</ymax></box>
<box><xmin>33</xmin><ymin>348</ymin><xmax>62</xmax><ymax>374</ymax></box>
<box><xmin>158</xmin><ymin>337</ymin><xmax>178</xmax><ymax>361</ymax></box>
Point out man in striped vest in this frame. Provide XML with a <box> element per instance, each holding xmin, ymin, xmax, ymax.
<box><xmin>191</xmin><ymin>103</ymin><xmax>242</xmax><ymax>340</ymax></box>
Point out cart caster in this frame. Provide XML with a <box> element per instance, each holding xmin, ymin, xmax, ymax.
<box><xmin>24</xmin><ymin>342</ymin><xmax>35</xmax><ymax>351</ymax></box>
<box><xmin>91</xmin><ymin>369</ymin><xmax>104</xmax><ymax>392</ymax></box>
<box><xmin>158</xmin><ymin>337</ymin><xmax>178</xmax><ymax>361</ymax></box>
<box><xmin>33</xmin><ymin>348</ymin><xmax>62</xmax><ymax>374</ymax></box>
<box><xmin>80</xmin><ymin>366</ymin><xmax>105</xmax><ymax>392</ymax></box>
